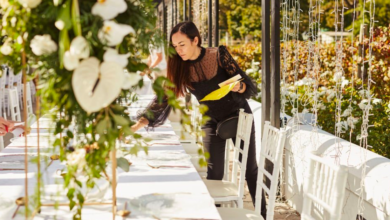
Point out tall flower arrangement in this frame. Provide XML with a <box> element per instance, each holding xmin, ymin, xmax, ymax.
<box><xmin>0</xmin><ymin>0</ymin><xmax>208</xmax><ymax>218</ymax></box>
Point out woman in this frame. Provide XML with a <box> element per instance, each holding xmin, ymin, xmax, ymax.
<box><xmin>132</xmin><ymin>21</ymin><xmax>266</xmax><ymax>217</ymax></box>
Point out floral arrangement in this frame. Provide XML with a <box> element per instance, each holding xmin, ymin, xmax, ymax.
<box><xmin>0</xmin><ymin>0</ymin><xmax>208</xmax><ymax>218</ymax></box>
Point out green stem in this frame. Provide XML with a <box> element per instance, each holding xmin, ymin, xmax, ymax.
<box><xmin>71</xmin><ymin>0</ymin><xmax>82</xmax><ymax>36</ymax></box>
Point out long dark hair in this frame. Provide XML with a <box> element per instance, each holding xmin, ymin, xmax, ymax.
<box><xmin>167</xmin><ymin>21</ymin><xmax>202</xmax><ymax>97</ymax></box>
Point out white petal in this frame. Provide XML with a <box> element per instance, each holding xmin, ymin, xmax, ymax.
<box><xmin>103</xmin><ymin>48</ymin><xmax>130</xmax><ymax>68</ymax></box>
<box><xmin>18</xmin><ymin>0</ymin><xmax>42</xmax><ymax>8</ymax></box>
<box><xmin>97</xmin><ymin>61</ymin><xmax>124</xmax><ymax>108</ymax></box>
<box><xmin>92</xmin><ymin>0</ymin><xmax>127</xmax><ymax>20</ymax></box>
<box><xmin>122</xmin><ymin>72</ymin><xmax>142</xmax><ymax>89</ymax></box>
<box><xmin>70</xmin><ymin>36</ymin><xmax>90</xmax><ymax>59</ymax></box>
<box><xmin>72</xmin><ymin>57</ymin><xmax>124</xmax><ymax>113</ymax></box>
<box><xmin>98</xmin><ymin>20</ymin><xmax>135</xmax><ymax>46</ymax></box>
<box><xmin>0</xmin><ymin>45</ymin><xmax>13</xmax><ymax>55</ymax></box>
<box><xmin>55</xmin><ymin>20</ymin><xmax>65</xmax><ymax>30</ymax></box>
<box><xmin>64</xmin><ymin>51</ymin><xmax>80</xmax><ymax>71</ymax></box>
<box><xmin>72</xmin><ymin>57</ymin><xmax>101</xmax><ymax>113</ymax></box>
<box><xmin>30</xmin><ymin>35</ymin><xmax>57</xmax><ymax>56</ymax></box>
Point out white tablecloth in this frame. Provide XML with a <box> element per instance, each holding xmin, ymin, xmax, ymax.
<box><xmin>0</xmin><ymin>95</ymin><xmax>221</xmax><ymax>220</ymax></box>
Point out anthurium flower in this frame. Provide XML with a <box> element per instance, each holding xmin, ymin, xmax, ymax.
<box><xmin>98</xmin><ymin>20</ymin><xmax>135</xmax><ymax>46</ymax></box>
<box><xmin>103</xmin><ymin>48</ymin><xmax>130</xmax><ymax>68</ymax></box>
<box><xmin>92</xmin><ymin>0</ymin><xmax>127</xmax><ymax>20</ymax></box>
<box><xmin>30</xmin><ymin>34</ymin><xmax>57</xmax><ymax>56</ymax></box>
<box><xmin>72</xmin><ymin>57</ymin><xmax>124</xmax><ymax>113</ymax></box>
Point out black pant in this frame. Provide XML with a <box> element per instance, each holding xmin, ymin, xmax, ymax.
<box><xmin>202</xmin><ymin>102</ymin><xmax>267</xmax><ymax>218</ymax></box>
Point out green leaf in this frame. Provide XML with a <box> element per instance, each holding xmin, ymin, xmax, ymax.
<box><xmin>59</xmin><ymin>29</ymin><xmax>70</xmax><ymax>69</ymax></box>
<box><xmin>69</xmin><ymin>200</ymin><xmax>76</xmax><ymax>210</ymax></box>
<box><xmin>57</xmin><ymin>0</ymin><xmax>73</xmax><ymax>30</ymax></box>
<box><xmin>71</xmin><ymin>0</ymin><xmax>82</xmax><ymax>36</ymax></box>
<box><xmin>67</xmin><ymin>188</ymin><xmax>75</xmax><ymax>200</ymax></box>
<box><xmin>112</xmin><ymin>115</ymin><xmax>129</xmax><ymax>126</ymax></box>
<box><xmin>77</xmin><ymin>193</ymin><xmax>84</xmax><ymax>206</ymax></box>
<box><xmin>117</xmin><ymin>157</ymin><xmax>130</xmax><ymax>172</ymax></box>
<box><xmin>96</xmin><ymin>119</ymin><xmax>108</xmax><ymax>135</ymax></box>
<box><xmin>66</xmin><ymin>130</ymin><xmax>74</xmax><ymax>138</ymax></box>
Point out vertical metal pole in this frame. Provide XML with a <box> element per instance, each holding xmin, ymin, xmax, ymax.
<box><xmin>208</xmin><ymin>0</ymin><xmax>212</xmax><ymax>47</ymax></box>
<box><xmin>271</xmin><ymin>0</ymin><xmax>280</xmax><ymax>128</ymax></box>
<box><xmin>171</xmin><ymin>0</ymin><xmax>174</xmax><ymax>28</ymax></box>
<box><xmin>183</xmin><ymin>0</ymin><xmax>187</xmax><ymax>20</ymax></box>
<box><xmin>261</xmin><ymin>0</ymin><xmax>271</xmax><ymax>136</ymax></box>
<box><xmin>213</xmin><ymin>0</ymin><xmax>219</xmax><ymax>46</ymax></box>
<box><xmin>189</xmin><ymin>0</ymin><xmax>192</xmax><ymax>21</ymax></box>
<box><xmin>162</xmin><ymin>0</ymin><xmax>167</xmax><ymax>41</ymax></box>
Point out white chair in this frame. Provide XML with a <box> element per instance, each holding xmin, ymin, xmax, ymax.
<box><xmin>29</xmin><ymin>81</ymin><xmax>36</xmax><ymax>103</ymax></box>
<box><xmin>301</xmin><ymin>153</ymin><xmax>348</xmax><ymax>220</ymax></box>
<box><xmin>8</xmin><ymin>88</ymin><xmax>21</xmax><ymax>122</ymax></box>
<box><xmin>203</xmin><ymin>109</ymin><xmax>253</xmax><ymax>208</ymax></box>
<box><xmin>217</xmin><ymin>121</ymin><xmax>287</xmax><ymax>220</ymax></box>
<box><xmin>6</xmin><ymin>68</ymin><xmax>15</xmax><ymax>116</ymax></box>
<box><xmin>14</xmin><ymin>72</ymin><xmax>23</xmax><ymax>110</ymax></box>
<box><xmin>0</xmin><ymin>69</ymin><xmax>7</xmax><ymax>116</ymax></box>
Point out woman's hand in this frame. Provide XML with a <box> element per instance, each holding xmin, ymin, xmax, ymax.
<box><xmin>131</xmin><ymin>117</ymin><xmax>149</xmax><ymax>132</ymax></box>
<box><xmin>231</xmin><ymin>82</ymin><xmax>246</xmax><ymax>93</ymax></box>
<box><xmin>0</xmin><ymin>117</ymin><xmax>12</xmax><ymax>136</ymax></box>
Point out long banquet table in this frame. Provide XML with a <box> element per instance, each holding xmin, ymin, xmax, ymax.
<box><xmin>0</xmin><ymin>95</ymin><xmax>221</xmax><ymax>220</ymax></box>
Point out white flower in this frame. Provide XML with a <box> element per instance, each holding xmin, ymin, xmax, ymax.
<box><xmin>246</xmin><ymin>69</ymin><xmax>255</xmax><ymax>74</ymax></box>
<box><xmin>0</xmin><ymin>0</ymin><xmax>9</xmax><ymax>8</ymax></box>
<box><xmin>67</xmin><ymin>148</ymin><xmax>86</xmax><ymax>170</ymax></box>
<box><xmin>336</xmin><ymin>121</ymin><xmax>348</xmax><ymax>133</ymax></box>
<box><xmin>327</xmin><ymin>90</ymin><xmax>336</xmax><ymax>102</ymax></box>
<box><xmin>30</xmin><ymin>35</ymin><xmax>57</xmax><ymax>56</ymax></box>
<box><xmin>341</xmin><ymin>108</ymin><xmax>352</xmax><ymax>117</ymax></box>
<box><xmin>372</xmin><ymin>98</ymin><xmax>382</xmax><ymax>105</ymax></box>
<box><xmin>334</xmin><ymin>71</ymin><xmax>342</xmax><ymax>82</ymax></box>
<box><xmin>70</xmin><ymin>36</ymin><xmax>90</xmax><ymax>59</ymax></box>
<box><xmin>98</xmin><ymin>20</ymin><xmax>135</xmax><ymax>46</ymax></box>
<box><xmin>72</xmin><ymin>57</ymin><xmax>124</xmax><ymax>113</ymax></box>
<box><xmin>122</xmin><ymin>72</ymin><xmax>142</xmax><ymax>89</ymax></box>
<box><xmin>10</xmin><ymin>17</ymin><xmax>17</xmax><ymax>27</ymax></box>
<box><xmin>64</xmin><ymin>51</ymin><xmax>80</xmax><ymax>71</ymax></box>
<box><xmin>92</xmin><ymin>0</ymin><xmax>127</xmax><ymax>20</ymax></box>
<box><xmin>341</xmin><ymin>78</ymin><xmax>349</xmax><ymax>88</ymax></box>
<box><xmin>0</xmin><ymin>43</ymin><xmax>13</xmax><ymax>55</ymax></box>
<box><xmin>55</xmin><ymin>20</ymin><xmax>65</xmax><ymax>30</ymax></box>
<box><xmin>103</xmin><ymin>48</ymin><xmax>130</xmax><ymax>67</ymax></box>
<box><xmin>18</xmin><ymin>0</ymin><xmax>42</xmax><ymax>8</ymax></box>
<box><xmin>358</xmin><ymin>99</ymin><xmax>371</xmax><ymax>110</ymax></box>
<box><xmin>347</xmin><ymin>116</ymin><xmax>359</xmax><ymax>129</ymax></box>
<box><xmin>63</xmin><ymin>36</ymin><xmax>90</xmax><ymax>70</ymax></box>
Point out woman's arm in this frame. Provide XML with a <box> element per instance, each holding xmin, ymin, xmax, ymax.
<box><xmin>217</xmin><ymin>46</ymin><xmax>257</xmax><ymax>99</ymax></box>
<box><xmin>133</xmin><ymin>95</ymin><xmax>172</xmax><ymax>132</ymax></box>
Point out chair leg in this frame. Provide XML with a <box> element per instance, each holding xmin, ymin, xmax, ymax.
<box><xmin>237</xmin><ymin>198</ymin><xmax>243</xmax><ymax>209</ymax></box>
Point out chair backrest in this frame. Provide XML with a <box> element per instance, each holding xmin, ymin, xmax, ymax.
<box><xmin>230</xmin><ymin>109</ymin><xmax>253</xmax><ymax>200</ymax></box>
<box><xmin>0</xmin><ymin>69</ymin><xmax>7</xmax><ymax>115</ymax></box>
<box><xmin>301</xmin><ymin>153</ymin><xmax>348</xmax><ymax>220</ymax></box>
<box><xmin>8</xmin><ymin>88</ymin><xmax>21</xmax><ymax>122</ymax></box>
<box><xmin>255</xmin><ymin>121</ymin><xmax>287</xmax><ymax>219</ymax></box>
<box><xmin>25</xmin><ymin>83</ymin><xmax>34</xmax><ymax>117</ymax></box>
<box><xmin>7</xmin><ymin>68</ymin><xmax>14</xmax><ymax>89</ymax></box>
